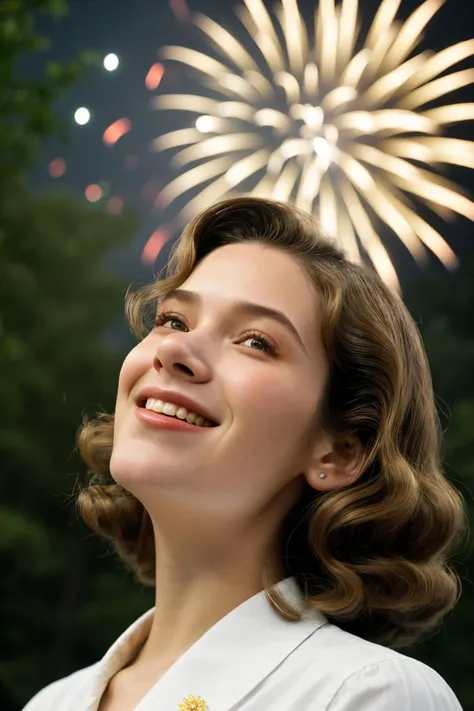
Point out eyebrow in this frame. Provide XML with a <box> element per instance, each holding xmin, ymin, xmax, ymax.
<box><xmin>158</xmin><ymin>288</ymin><xmax>307</xmax><ymax>355</ymax></box>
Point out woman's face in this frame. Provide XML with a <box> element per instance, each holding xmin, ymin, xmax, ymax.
<box><xmin>111</xmin><ymin>241</ymin><xmax>329</xmax><ymax>525</ymax></box>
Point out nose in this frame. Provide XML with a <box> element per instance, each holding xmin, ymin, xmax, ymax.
<box><xmin>155</xmin><ymin>354</ymin><xmax>194</xmax><ymax>378</ymax></box>
<box><xmin>152</xmin><ymin>333</ymin><xmax>212</xmax><ymax>382</ymax></box>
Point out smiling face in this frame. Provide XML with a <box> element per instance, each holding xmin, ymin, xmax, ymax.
<box><xmin>110</xmin><ymin>241</ymin><xmax>329</xmax><ymax>527</ymax></box>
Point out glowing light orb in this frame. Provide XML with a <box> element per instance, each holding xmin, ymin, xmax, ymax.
<box><xmin>85</xmin><ymin>184</ymin><xmax>102</xmax><ymax>202</ymax></box>
<box><xmin>104</xmin><ymin>53</ymin><xmax>119</xmax><ymax>71</ymax></box>
<box><xmin>153</xmin><ymin>0</ymin><xmax>474</xmax><ymax>292</ymax></box>
<box><xmin>107</xmin><ymin>196</ymin><xmax>124</xmax><ymax>214</ymax></box>
<box><xmin>142</xmin><ymin>228</ymin><xmax>169</xmax><ymax>265</ymax></box>
<box><xmin>103</xmin><ymin>118</ymin><xmax>131</xmax><ymax>146</ymax></box>
<box><xmin>146</xmin><ymin>63</ymin><xmax>165</xmax><ymax>90</ymax></box>
<box><xmin>169</xmin><ymin>0</ymin><xmax>190</xmax><ymax>22</ymax></box>
<box><xmin>195</xmin><ymin>115</ymin><xmax>216</xmax><ymax>133</ymax></box>
<box><xmin>48</xmin><ymin>158</ymin><xmax>66</xmax><ymax>178</ymax></box>
<box><xmin>74</xmin><ymin>107</ymin><xmax>90</xmax><ymax>125</ymax></box>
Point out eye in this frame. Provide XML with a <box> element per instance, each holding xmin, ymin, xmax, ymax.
<box><xmin>154</xmin><ymin>311</ymin><xmax>279</xmax><ymax>357</ymax></box>
<box><xmin>155</xmin><ymin>311</ymin><xmax>187</xmax><ymax>331</ymax></box>
<box><xmin>239</xmin><ymin>331</ymin><xmax>278</xmax><ymax>356</ymax></box>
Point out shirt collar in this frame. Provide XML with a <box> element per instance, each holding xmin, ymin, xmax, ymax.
<box><xmin>81</xmin><ymin>576</ymin><xmax>328</xmax><ymax>711</ymax></box>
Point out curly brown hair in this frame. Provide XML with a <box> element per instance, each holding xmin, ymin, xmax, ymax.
<box><xmin>77</xmin><ymin>196</ymin><xmax>467</xmax><ymax>649</ymax></box>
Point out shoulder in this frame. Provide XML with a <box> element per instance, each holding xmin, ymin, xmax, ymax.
<box><xmin>21</xmin><ymin>663</ymin><xmax>99</xmax><ymax>711</ymax></box>
<box><xmin>326</xmin><ymin>654</ymin><xmax>462</xmax><ymax>710</ymax></box>
<box><xmin>301</xmin><ymin>622</ymin><xmax>462</xmax><ymax>710</ymax></box>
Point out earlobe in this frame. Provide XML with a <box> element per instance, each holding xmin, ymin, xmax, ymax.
<box><xmin>305</xmin><ymin>465</ymin><xmax>362</xmax><ymax>492</ymax></box>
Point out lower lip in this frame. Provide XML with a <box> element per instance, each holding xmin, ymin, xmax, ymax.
<box><xmin>135</xmin><ymin>406</ymin><xmax>214</xmax><ymax>432</ymax></box>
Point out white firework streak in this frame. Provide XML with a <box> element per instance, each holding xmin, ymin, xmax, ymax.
<box><xmin>152</xmin><ymin>0</ymin><xmax>474</xmax><ymax>292</ymax></box>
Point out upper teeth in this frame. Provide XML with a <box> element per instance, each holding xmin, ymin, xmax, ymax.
<box><xmin>144</xmin><ymin>398</ymin><xmax>214</xmax><ymax>427</ymax></box>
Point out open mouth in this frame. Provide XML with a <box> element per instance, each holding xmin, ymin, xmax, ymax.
<box><xmin>138</xmin><ymin>399</ymin><xmax>218</xmax><ymax>427</ymax></box>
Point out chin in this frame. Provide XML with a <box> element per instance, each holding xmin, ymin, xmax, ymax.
<box><xmin>109</xmin><ymin>443</ymin><xmax>180</xmax><ymax>492</ymax></box>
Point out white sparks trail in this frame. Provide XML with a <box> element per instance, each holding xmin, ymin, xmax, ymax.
<box><xmin>153</xmin><ymin>0</ymin><xmax>474</xmax><ymax>292</ymax></box>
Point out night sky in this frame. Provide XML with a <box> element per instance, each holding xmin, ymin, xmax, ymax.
<box><xmin>27</xmin><ymin>0</ymin><xmax>474</xmax><ymax>293</ymax></box>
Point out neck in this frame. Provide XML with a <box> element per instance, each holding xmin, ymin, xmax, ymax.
<box><xmin>131</xmin><ymin>519</ymin><xmax>288</xmax><ymax>673</ymax></box>
<box><xmin>126</xmin><ymin>474</ymin><xmax>303</xmax><ymax>675</ymax></box>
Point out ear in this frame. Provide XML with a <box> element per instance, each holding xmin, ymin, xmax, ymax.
<box><xmin>303</xmin><ymin>431</ymin><xmax>365</xmax><ymax>492</ymax></box>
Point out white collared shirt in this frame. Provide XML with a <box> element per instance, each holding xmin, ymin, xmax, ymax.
<box><xmin>22</xmin><ymin>577</ymin><xmax>462</xmax><ymax>710</ymax></box>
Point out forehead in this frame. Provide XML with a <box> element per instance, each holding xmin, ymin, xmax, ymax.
<box><xmin>184</xmin><ymin>242</ymin><xmax>314</xmax><ymax>298</ymax></box>
<box><xmin>180</xmin><ymin>242</ymin><xmax>321</xmax><ymax>351</ymax></box>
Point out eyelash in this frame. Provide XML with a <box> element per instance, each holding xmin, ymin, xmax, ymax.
<box><xmin>154</xmin><ymin>310</ymin><xmax>279</xmax><ymax>357</ymax></box>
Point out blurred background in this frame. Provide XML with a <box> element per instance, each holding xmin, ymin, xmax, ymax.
<box><xmin>1</xmin><ymin>0</ymin><xmax>473</xmax><ymax>708</ymax></box>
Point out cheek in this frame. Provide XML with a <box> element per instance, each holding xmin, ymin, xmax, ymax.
<box><xmin>227</xmin><ymin>364</ymin><xmax>310</xmax><ymax>436</ymax></box>
<box><xmin>117</xmin><ymin>351</ymin><xmax>138</xmax><ymax>394</ymax></box>
<box><xmin>115</xmin><ymin>343</ymin><xmax>150</xmax><ymax>419</ymax></box>
<box><xmin>218</xmin><ymin>366</ymin><xmax>314</xmax><ymax>502</ymax></box>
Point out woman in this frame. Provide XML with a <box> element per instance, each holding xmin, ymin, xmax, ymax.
<box><xmin>24</xmin><ymin>197</ymin><xmax>466</xmax><ymax>711</ymax></box>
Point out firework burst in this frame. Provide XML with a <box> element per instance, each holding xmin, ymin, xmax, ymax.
<box><xmin>152</xmin><ymin>0</ymin><xmax>474</xmax><ymax>290</ymax></box>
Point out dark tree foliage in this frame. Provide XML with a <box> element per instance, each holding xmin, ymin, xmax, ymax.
<box><xmin>403</xmin><ymin>257</ymin><xmax>474</xmax><ymax>710</ymax></box>
<box><xmin>0</xmin><ymin>2</ymin><xmax>152</xmax><ymax>709</ymax></box>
